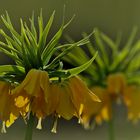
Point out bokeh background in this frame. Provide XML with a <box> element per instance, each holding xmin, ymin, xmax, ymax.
<box><xmin>0</xmin><ymin>0</ymin><xmax>140</xmax><ymax>140</ymax></box>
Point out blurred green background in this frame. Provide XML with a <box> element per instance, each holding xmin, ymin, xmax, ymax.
<box><xmin>0</xmin><ymin>0</ymin><xmax>140</xmax><ymax>39</ymax></box>
<box><xmin>0</xmin><ymin>0</ymin><xmax>140</xmax><ymax>140</ymax></box>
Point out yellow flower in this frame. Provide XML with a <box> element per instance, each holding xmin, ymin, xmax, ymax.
<box><xmin>90</xmin><ymin>73</ymin><xmax>127</xmax><ymax>124</ymax></box>
<box><xmin>12</xmin><ymin>70</ymin><xmax>101</xmax><ymax>130</ymax></box>
<box><xmin>107</xmin><ymin>73</ymin><xmax>126</xmax><ymax>95</ymax></box>
<box><xmin>0</xmin><ymin>81</ymin><xmax>18</xmax><ymax>132</ymax></box>
<box><xmin>47</xmin><ymin>76</ymin><xmax>101</xmax><ymax>130</ymax></box>
<box><xmin>12</xmin><ymin>69</ymin><xmax>50</xmax><ymax>120</ymax></box>
<box><xmin>123</xmin><ymin>85</ymin><xmax>140</xmax><ymax>123</ymax></box>
<box><xmin>91</xmin><ymin>87</ymin><xmax>112</xmax><ymax>125</ymax></box>
<box><xmin>90</xmin><ymin>73</ymin><xmax>140</xmax><ymax>124</ymax></box>
<box><xmin>50</xmin><ymin>82</ymin><xmax>75</xmax><ymax>120</ymax></box>
<box><xmin>0</xmin><ymin>81</ymin><xmax>12</xmax><ymax>121</ymax></box>
<box><xmin>65</xmin><ymin>76</ymin><xmax>100</xmax><ymax>128</ymax></box>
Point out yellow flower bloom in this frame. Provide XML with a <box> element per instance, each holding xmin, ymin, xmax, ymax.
<box><xmin>12</xmin><ymin>69</ymin><xmax>50</xmax><ymax>119</ymax></box>
<box><xmin>89</xmin><ymin>73</ymin><xmax>127</xmax><ymax>124</ymax></box>
<box><xmin>123</xmin><ymin>85</ymin><xmax>140</xmax><ymax>123</ymax></box>
<box><xmin>91</xmin><ymin>87</ymin><xmax>112</xmax><ymax>125</ymax></box>
<box><xmin>107</xmin><ymin>73</ymin><xmax>126</xmax><ymax>95</ymax></box>
<box><xmin>90</xmin><ymin>73</ymin><xmax>140</xmax><ymax>124</ymax></box>
<box><xmin>46</xmin><ymin>76</ymin><xmax>101</xmax><ymax>129</ymax></box>
<box><xmin>11</xmin><ymin>69</ymin><xmax>101</xmax><ymax>130</ymax></box>
<box><xmin>0</xmin><ymin>81</ymin><xmax>18</xmax><ymax>131</ymax></box>
<box><xmin>66</xmin><ymin>77</ymin><xmax>100</xmax><ymax>128</ymax></box>
<box><xmin>51</xmin><ymin>82</ymin><xmax>75</xmax><ymax>120</ymax></box>
<box><xmin>0</xmin><ymin>81</ymin><xmax>12</xmax><ymax>121</ymax></box>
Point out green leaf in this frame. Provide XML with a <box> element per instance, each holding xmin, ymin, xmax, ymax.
<box><xmin>42</xmin><ymin>14</ymin><xmax>76</xmax><ymax>66</ymax></box>
<box><xmin>123</xmin><ymin>27</ymin><xmax>138</xmax><ymax>50</ymax></box>
<box><xmin>94</xmin><ymin>28</ymin><xmax>109</xmax><ymax>67</ymax></box>
<box><xmin>120</xmin><ymin>40</ymin><xmax>140</xmax><ymax>71</ymax></box>
<box><xmin>38</xmin><ymin>9</ymin><xmax>44</xmax><ymax>43</ymax></box>
<box><xmin>38</xmin><ymin>11</ymin><xmax>55</xmax><ymax>51</ymax></box>
<box><xmin>42</xmin><ymin>25</ymin><xmax>64</xmax><ymax>65</ymax></box>
<box><xmin>63</xmin><ymin>15</ymin><xmax>75</xmax><ymax>29</ymax></box>
<box><xmin>65</xmin><ymin>51</ymin><xmax>98</xmax><ymax>78</ymax></box>
<box><xmin>20</xmin><ymin>19</ymin><xmax>30</xmax><ymax>46</ymax></box>
<box><xmin>48</xmin><ymin>70</ymin><xmax>70</xmax><ymax>78</ymax></box>
<box><xmin>46</xmin><ymin>32</ymin><xmax>92</xmax><ymax>69</ymax></box>
<box><xmin>0</xmin><ymin>65</ymin><xmax>25</xmax><ymax>74</ymax></box>
<box><xmin>100</xmin><ymin>31</ymin><xmax>118</xmax><ymax>60</ymax></box>
<box><xmin>126</xmin><ymin>54</ymin><xmax>140</xmax><ymax>73</ymax></box>
<box><xmin>110</xmin><ymin>27</ymin><xmax>138</xmax><ymax>72</ymax></box>
<box><xmin>24</xmin><ymin>23</ymin><xmax>38</xmax><ymax>48</ymax></box>
<box><xmin>1</xmin><ymin>13</ymin><xmax>22</xmax><ymax>45</ymax></box>
<box><xmin>29</xmin><ymin>11</ymin><xmax>37</xmax><ymax>40</ymax></box>
<box><xmin>82</xmin><ymin>32</ymin><xmax>104</xmax><ymax>72</ymax></box>
<box><xmin>0</xmin><ymin>29</ymin><xmax>21</xmax><ymax>51</ymax></box>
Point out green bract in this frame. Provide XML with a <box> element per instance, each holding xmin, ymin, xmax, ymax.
<box><xmin>63</xmin><ymin>27</ymin><xmax>140</xmax><ymax>86</ymax></box>
<box><xmin>0</xmin><ymin>11</ymin><xmax>97</xmax><ymax>83</ymax></box>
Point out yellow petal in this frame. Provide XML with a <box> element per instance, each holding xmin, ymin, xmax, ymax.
<box><xmin>56</xmin><ymin>84</ymin><xmax>75</xmax><ymax>120</ymax></box>
<box><xmin>69</xmin><ymin>77</ymin><xmax>101</xmax><ymax>111</ymax></box>
<box><xmin>124</xmin><ymin>85</ymin><xmax>140</xmax><ymax>122</ymax></box>
<box><xmin>13</xmin><ymin>69</ymin><xmax>50</xmax><ymax>98</ymax></box>
<box><xmin>0</xmin><ymin>82</ymin><xmax>13</xmax><ymax>121</ymax></box>
<box><xmin>15</xmin><ymin>96</ymin><xmax>29</xmax><ymax>108</ymax></box>
<box><xmin>5</xmin><ymin>113</ymin><xmax>17</xmax><ymax>128</ymax></box>
<box><xmin>36</xmin><ymin>118</ymin><xmax>42</xmax><ymax>129</ymax></box>
<box><xmin>12</xmin><ymin>69</ymin><xmax>51</xmax><ymax>119</ymax></box>
<box><xmin>67</xmin><ymin>77</ymin><xmax>101</xmax><ymax>126</ymax></box>
<box><xmin>91</xmin><ymin>87</ymin><xmax>112</xmax><ymax>123</ymax></box>
<box><xmin>107</xmin><ymin>73</ymin><xmax>126</xmax><ymax>95</ymax></box>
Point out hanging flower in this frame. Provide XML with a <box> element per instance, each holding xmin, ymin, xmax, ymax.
<box><xmin>123</xmin><ymin>85</ymin><xmax>140</xmax><ymax>123</ymax></box>
<box><xmin>68</xmin><ymin>76</ymin><xmax>100</xmax><ymax>128</ymax></box>
<box><xmin>91</xmin><ymin>73</ymin><xmax>140</xmax><ymax>124</ymax></box>
<box><xmin>107</xmin><ymin>73</ymin><xmax>126</xmax><ymax>96</ymax></box>
<box><xmin>49</xmin><ymin>76</ymin><xmax>100</xmax><ymax>129</ymax></box>
<box><xmin>0</xmin><ymin>81</ymin><xmax>18</xmax><ymax>132</ymax></box>
<box><xmin>0</xmin><ymin>9</ymin><xmax>100</xmax><ymax>137</ymax></box>
<box><xmin>91</xmin><ymin>87</ymin><xmax>111</xmax><ymax>125</ymax></box>
<box><xmin>63</xmin><ymin>27</ymin><xmax>140</xmax><ymax>124</ymax></box>
<box><xmin>12</xmin><ymin>69</ymin><xmax>50</xmax><ymax>119</ymax></box>
<box><xmin>12</xmin><ymin>70</ymin><xmax>101</xmax><ymax>130</ymax></box>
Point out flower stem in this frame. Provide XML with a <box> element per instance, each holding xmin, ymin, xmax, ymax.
<box><xmin>25</xmin><ymin>113</ymin><xmax>35</xmax><ymax>140</ymax></box>
<box><xmin>108</xmin><ymin>119</ymin><xmax>115</xmax><ymax>140</ymax></box>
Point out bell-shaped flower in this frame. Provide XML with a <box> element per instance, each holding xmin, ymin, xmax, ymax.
<box><xmin>0</xmin><ymin>81</ymin><xmax>19</xmax><ymax>132</ymax></box>
<box><xmin>91</xmin><ymin>87</ymin><xmax>112</xmax><ymax>125</ymax></box>
<box><xmin>66</xmin><ymin>77</ymin><xmax>100</xmax><ymax>128</ymax></box>
<box><xmin>123</xmin><ymin>85</ymin><xmax>140</xmax><ymax>123</ymax></box>
<box><xmin>12</xmin><ymin>69</ymin><xmax>50</xmax><ymax>119</ymax></box>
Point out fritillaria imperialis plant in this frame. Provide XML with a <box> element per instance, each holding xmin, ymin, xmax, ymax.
<box><xmin>0</xmin><ymin>10</ymin><xmax>101</xmax><ymax>140</ymax></box>
<box><xmin>63</xmin><ymin>27</ymin><xmax>140</xmax><ymax>140</ymax></box>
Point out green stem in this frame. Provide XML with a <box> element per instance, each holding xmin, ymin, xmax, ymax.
<box><xmin>108</xmin><ymin>119</ymin><xmax>115</xmax><ymax>140</ymax></box>
<box><xmin>24</xmin><ymin>113</ymin><xmax>35</xmax><ymax>140</ymax></box>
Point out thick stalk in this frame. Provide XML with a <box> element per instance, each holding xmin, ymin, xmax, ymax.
<box><xmin>24</xmin><ymin>113</ymin><xmax>35</xmax><ymax>140</ymax></box>
<box><xmin>108</xmin><ymin>119</ymin><xmax>115</xmax><ymax>140</ymax></box>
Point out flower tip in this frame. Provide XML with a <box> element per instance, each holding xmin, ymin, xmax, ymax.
<box><xmin>93</xmin><ymin>94</ymin><xmax>101</xmax><ymax>102</ymax></box>
<box><xmin>36</xmin><ymin>118</ymin><xmax>42</xmax><ymax>130</ymax></box>
<box><xmin>1</xmin><ymin>122</ymin><xmax>6</xmax><ymax>133</ymax></box>
<box><xmin>96</xmin><ymin>97</ymin><xmax>101</xmax><ymax>103</ymax></box>
<box><xmin>90</xmin><ymin>91</ymin><xmax>101</xmax><ymax>102</ymax></box>
<box><xmin>83</xmin><ymin>122</ymin><xmax>90</xmax><ymax>130</ymax></box>
<box><xmin>51</xmin><ymin>116</ymin><xmax>58</xmax><ymax>134</ymax></box>
<box><xmin>51</xmin><ymin>128</ymin><xmax>57</xmax><ymax>134</ymax></box>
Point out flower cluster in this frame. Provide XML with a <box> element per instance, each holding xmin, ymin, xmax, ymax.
<box><xmin>92</xmin><ymin>73</ymin><xmax>140</xmax><ymax>124</ymax></box>
<box><xmin>0</xmin><ymin>69</ymin><xmax>100</xmax><ymax>133</ymax></box>
<box><xmin>64</xmin><ymin>27</ymin><xmax>140</xmax><ymax>124</ymax></box>
<box><xmin>0</xmin><ymin>11</ymin><xmax>100</xmax><ymax>134</ymax></box>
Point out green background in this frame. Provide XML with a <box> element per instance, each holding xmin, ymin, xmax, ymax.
<box><xmin>0</xmin><ymin>0</ymin><xmax>140</xmax><ymax>38</ymax></box>
<box><xmin>0</xmin><ymin>0</ymin><xmax>140</xmax><ymax>140</ymax></box>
